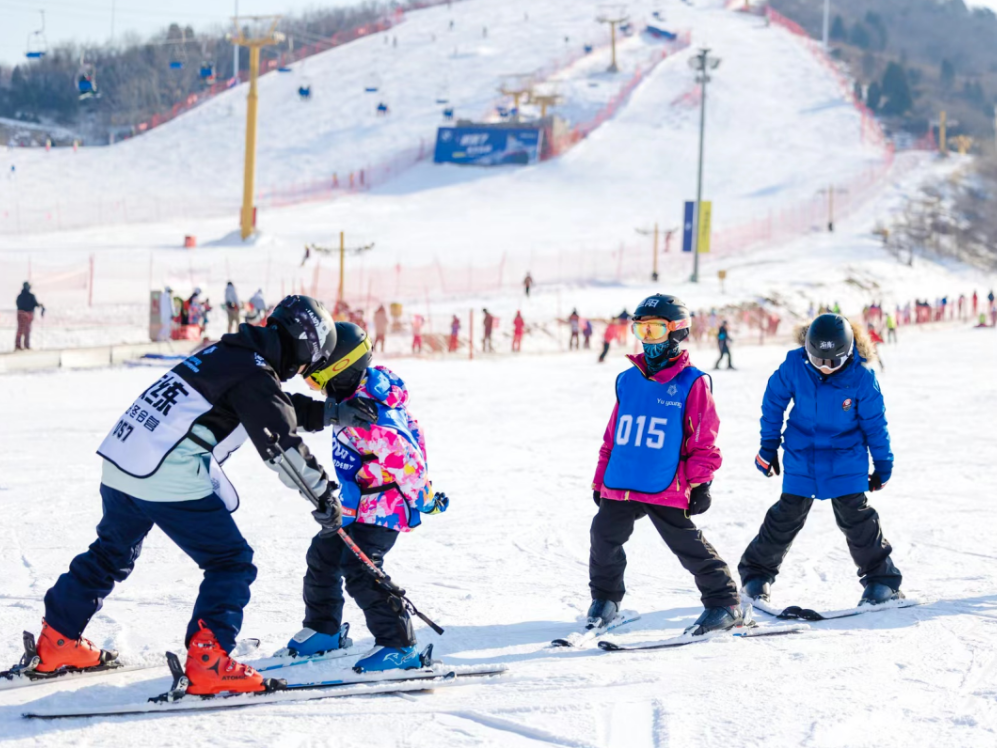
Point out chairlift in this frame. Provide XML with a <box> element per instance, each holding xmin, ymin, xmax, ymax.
<box><xmin>78</xmin><ymin>74</ymin><xmax>98</xmax><ymax>100</ymax></box>
<box><xmin>443</xmin><ymin>107</ymin><xmax>454</xmax><ymax>121</ymax></box>
<box><xmin>298</xmin><ymin>84</ymin><xmax>312</xmax><ymax>100</ymax></box>
<box><xmin>199</xmin><ymin>62</ymin><xmax>216</xmax><ymax>83</ymax></box>
<box><xmin>278</xmin><ymin>36</ymin><xmax>294</xmax><ymax>72</ymax></box>
<box><xmin>25</xmin><ymin>11</ymin><xmax>48</xmax><ymax>60</ymax></box>
<box><xmin>376</xmin><ymin>101</ymin><xmax>390</xmax><ymax>116</ymax></box>
<box><xmin>168</xmin><ymin>28</ymin><xmax>189</xmax><ymax>71</ymax></box>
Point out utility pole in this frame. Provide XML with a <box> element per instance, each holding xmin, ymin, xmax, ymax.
<box><xmin>233</xmin><ymin>1</ymin><xmax>239</xmax><ymax>80</ymax></box>
<box><xmin>688</xmin><ymin>49</ymin><xmax>720</xmax><ymax>283</ymax></box>
<box><xmin>596</xmin><ymin>6</ymin><xmax>630</xmax><ymax>74</ymax></box>
<box><xmin>822</xmin><ymin>0</ymin><xmax>830</xmax><ymax>49</ymax></box>
<box><xmin>231</xmin><ymin>16</ymin><xmax>283</xmax><ymax>240</ymax></box>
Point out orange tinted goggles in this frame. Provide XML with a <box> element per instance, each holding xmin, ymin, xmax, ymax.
<box><xmin>632</xmin><ymin>318</ymin><xmax>689</xmax><ymax>341</ymax></box>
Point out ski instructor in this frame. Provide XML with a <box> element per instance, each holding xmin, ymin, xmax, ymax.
<box><xmin>16</xmin><ymin>296</ymin><xmax>366</xmax><ymax>696</ymax></box>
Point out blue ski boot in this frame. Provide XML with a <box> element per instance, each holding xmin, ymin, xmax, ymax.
<box><xmin>275</xmin><ymin>623</ymin><xmax>352</xmax><ymax>658</ymax></box>
<box><xmin>684</xmin><ymin>605</ymin><xmax>743</xmax><ymax>636</ymax></box>
<box><xmin>859</xmin><ymin>583</ymin><xmax>904</xmax><ymax>606</ymax></box>
<box><xmin>353</xmin><ymin>643</ymin><xmax>430</xmax><ymax>674</ymax></box>
<box><xmin>587</xmin><ymin>599</ymin><xmax>619</xmax><ymax>628</ymax></box>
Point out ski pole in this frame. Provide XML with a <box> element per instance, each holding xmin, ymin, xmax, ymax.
<box><xmin>263</xmin><ymin>429</ymin><xmax>444</xmax><ymax>635</ymax></box>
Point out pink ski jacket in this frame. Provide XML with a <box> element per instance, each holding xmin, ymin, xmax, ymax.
<box><xmin>592</xmin><ymin>351</ymin><xmax>722</xmax><ymax>509</ymax></box>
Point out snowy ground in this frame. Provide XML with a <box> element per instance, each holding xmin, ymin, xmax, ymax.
<box><xmin>2</xmin><ymin>323</ymin><xmax>997</xmax><ymax>746</ymax></box>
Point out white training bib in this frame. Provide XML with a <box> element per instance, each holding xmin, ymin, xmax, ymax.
<box><xmin>97</xmin><ymin>372</ymin><xmax>212</xmax><ymax>479</ymax></box>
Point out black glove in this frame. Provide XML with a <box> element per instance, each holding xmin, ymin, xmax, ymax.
<box><xmin>688</xmin><ymin>482</ymin><xmax>712</xmax><ymax>516</ymax></box>
<box><xmin>324</xmin><ymin>397</ymin><xmax>379</xmax><ymax>429</ymax></box>
<box><xmin>311</xmin><ymin>484</ymin><xmax>343</xmax><ymax>536</ymax></box>
<box><xmin>593</xmin><ymin>489</ymin><xmax>602</xmax><ymax>508</ymax></box>
<box><xmin>868</xmin><ymin>472</ymin><xmax>889</xmax><ymax>492</ymax></box>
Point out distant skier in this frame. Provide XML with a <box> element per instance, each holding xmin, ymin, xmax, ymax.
<box><xmin>449</xmin><ymin>314</ymin><xmax>461</xmax><ymax>352</ymax></box>
<box><xmin>885</xmin><ymin>312</ymin><xmax>897</xmax><ymax>343</ymax></box>
<box><xmin>740</xmin><ymin>314</ymin><xmax>902</xmax><ymax>608</ymax></box>
<box><xmin>867</xmin><ymin>323</ymin><xmax>885</xmax><ymax>370</ymax></box>
<box><xmin>512</xmin><ymin>311</ymin><xmax>525</xmax><ymax>352</ymax></box>
<box><xmin>225</xmin><ymin>282</ymin><xmax>241</xmax><ymax>334</ymax></box>
<box><xmin>11</xmin><ymin>297</ymin><xmax>347</xmax><ymax>695</ymax></box>
<box><xmin>715</xmin><ymin>320</ymin><xmax>734</xmax><ymax>370</ymax></box>
<box><xmin>523</xmin><ymin>272</ymin><xmax>533</xmax><ymax>298</ymax></box>
<box><xmin>568</xmin><ymin>309</ymin><xmax>580</xmax><ymax>350</ymax></box>
<box><xmin>588</xmin><ymin>294</ymin><xmax>741</xmax><ymax>636</ymax></box>
<box><xmin>598</xmin><ymin>319</ymin><xmax>619</xmax><ymax>363</ymax></box>
<box><xmin>482</xmin><ymin>308</ymin><xmax>495</xmax><ymax>352</ymax></box>
<box><xmin>373</xmin><ymin>305</ymin><xmax>389</xmax><ymax>352</ymax></box>
<box><xmin>281</xmin><ymin>322</ymin><xmax>448</xmax><ymax>672</ymax></box>
<box><xmin>15</xmin><ymin>281</ymin><xmax>44</xmax><ymax>351</ymax></box>
<box><xmin>247</xmin><ymin>288</ymin><xmax>267</xmax><ymax>325</ymax></box>
<box><xmin>411</xmin><ymin>314</ymin><xmax>424</xmax><ymax>353</ymax></box>
<box><xmin>582</xmin><ymin>318</ymin><xmax>593</xmax><ymax>349</ymax></box>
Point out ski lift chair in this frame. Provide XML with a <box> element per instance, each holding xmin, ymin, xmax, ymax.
<box><xmin>78</xmin><ymin>75</ymin><xmax>97</xmax><ymax>100</ymax></box>
<box><xmin>199</xmin><ymin>62</ymin><xmax>216</xmax><ymax>83</ymax></box>
<box><xmin>298</xmin><ymin>85</ymin><xmax>312</xmax><ymax>100</ymax></box>
<box><xmin>443</xmin><ymin>107</ymin><xmax>454</xmax><ymax>121</ymax></box>
<box><xmin>376</xmin><ymin>102</ymin><xmax>389</xmax><ymax>116</ymax></box>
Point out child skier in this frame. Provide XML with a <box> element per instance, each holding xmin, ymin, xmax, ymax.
<box><xmin>281</xmin><ymin>322</ymin><xmax>449</xmax><ymax>672</ymax></box>
<box><xmin>739</xmin><ymin>313</ymin><xmax>901</xmax><ymax>606</ymax></box>
<box><xmin>589</xmin><ymin>294</ymin><xmax>741</xmax><ymax>636</ymax></box>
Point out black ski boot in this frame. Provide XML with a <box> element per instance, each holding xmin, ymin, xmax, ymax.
<box><xmin>859</xmin><ymin>583</ymin><xmax>904</xmax><ymax>606</ymax></box>
<box><xmin>741</xmin><ymin>578</ymin><xmax>771</xmax><ymax>603</ymax></box>
<box><xmin>586</xmin><ymin>599</ymin><xmax>619</xmax><ymax>629</ymax></box>
<box><xmin>684</xmin><ymin>605</ymin><xmax>742</xmax><ymax>636</ymax></box>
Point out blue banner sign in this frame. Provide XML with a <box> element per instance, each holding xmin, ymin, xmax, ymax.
<box><xmin>434</xmin><ymin>126</ymin><xmax>543</xmax><ymax>166</ymax></box>
<box><xmin>682</xmin><ymin>201</ymin><xmax>695</xmax><ymax>252</ymax></box>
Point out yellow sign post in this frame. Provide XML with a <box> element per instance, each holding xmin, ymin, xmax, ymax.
<box><xmin>231</xmin><ymin>16</ymin><xmax>284</xmax><ymax>240</ymax></box>
<box><xmin>697</xmin><ymin>201</ymin><xmax>712</xmax><ymax>254</ymax></box>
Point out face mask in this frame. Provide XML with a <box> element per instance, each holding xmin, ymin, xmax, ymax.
<box><xmin>643</xmin><ymin>340</ymin><xmax>679</xmax><ymax>373</ymax></box>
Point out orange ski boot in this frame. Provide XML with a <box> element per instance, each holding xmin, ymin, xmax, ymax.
<box><xmin>184</xmin><ymin>621</ymin><xmax>274</xmax><ymax>696</ymax></box>
<box><xmin>34</xmin><ymin>620</ymin><xmax>118</xmax><ymax>674</ymax></box>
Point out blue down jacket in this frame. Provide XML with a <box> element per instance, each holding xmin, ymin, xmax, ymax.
<box><xmin>760</xmin><ymin>326</ymin><xmax>892</xmax><ymax>500</ymax></box>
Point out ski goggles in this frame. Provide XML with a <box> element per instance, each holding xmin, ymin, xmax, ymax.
<box><xmin>632</xmin><ymin>318</ymin><xmax>689</xmax><ymax>342</ymax></box>
<box><xmin>305</xmin><ymin>338</ymin><xmax>372</xmax><ymax>392</ymax></box>
<box><xmin>806</xmin><ymin>345</ymin><xmax>852</xmax><ymax>374</ymax></box>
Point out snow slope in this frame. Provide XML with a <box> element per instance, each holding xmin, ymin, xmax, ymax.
<box><xmin>1</xmin><ymin>325</ymin><xmax>997</xmax><ymax>746</ymax></box>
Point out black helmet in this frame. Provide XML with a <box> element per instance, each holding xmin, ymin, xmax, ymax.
<box><xmin>305</xmin><ymin>322</ymin><xmax>373</xmax><ymax>401</ymax></box>
<box><xmin>805</xmin><ymin>313</ymin><xmax>854</xmax><ymax>373</ymax></box>
<box><xmin>633</xmin><ymin>294</ymin><xmax>691</xmax><ymax>344</ymax></box>
<box><xmin>267</xmin><ymin>295</ymin><xmax>337</xmax><ymax>380</ymax></box>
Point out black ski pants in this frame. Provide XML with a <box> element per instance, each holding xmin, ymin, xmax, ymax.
<box><xmin>715</xmin><ymin>341</ymin><xmax>732</xmax><ymax>369</ymax></box>
<box><xmin>302</xmin><ymin>523</ymin><xmax>415</xmax><ymax>648</ymax></box>
<box><xmin>589</xmin><ymin>498</ymin><xmax>739</xmax><ymax>608</ymax></box>
<box><xmin>738</xmin><ymin>493</ymin><xmax>902</xmax><ymax>590</ymax></box>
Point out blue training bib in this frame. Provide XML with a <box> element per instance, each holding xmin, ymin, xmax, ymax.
<box><xmin>602</xmin><ymin>365</ymin><xmax>706</xmax><ymax>494</ymax></box>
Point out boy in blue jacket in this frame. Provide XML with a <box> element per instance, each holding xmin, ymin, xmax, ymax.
<box><xmin>739</xmin><ymin>314</ymin><xmax>902</xmax><ymax>606</ymax></box>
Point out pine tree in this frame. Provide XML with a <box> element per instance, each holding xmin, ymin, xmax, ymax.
<box><xmin>831</xmin><ymin>16</ymin><xmax>847</xmax><ymax>42</ymax></box>
<box><xmin>941</xmin><ymin>59</ymin><xmax>955</xmax><ymax>88</ymax></box>
<box><xmin>867</xmin><ymin>81</ymin><xmax>882</xmax><ymax>111</ymax></box>
<box><xmin>880</xmin><ymin>62</ymin><xmax>913</xmax><ymax>116</ymax></box>
<box><xmin>849</xmin><ymin>22</ymin><xmax>872</xmax><ymax>50</ymax></box>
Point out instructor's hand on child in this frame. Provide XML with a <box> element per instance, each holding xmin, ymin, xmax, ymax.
<box><xmin>324</xmin><ymin>397</ymin><xmax>379</xmax><ymax>429</ymax></box>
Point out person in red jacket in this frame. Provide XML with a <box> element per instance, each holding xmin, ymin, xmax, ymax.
<box><xmin>588</xmin><ymin>294</ymin><xmax>740</xmax><ymax>637</ymax></box>
<box><xmin>512</xmin><ymin>311</ymin><xmax>525</xmax><ymax>352</ymax></box>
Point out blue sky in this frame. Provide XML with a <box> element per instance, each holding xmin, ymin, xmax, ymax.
<box><xmin>0</xmin><ymin>0</ymin><xmax>365</xmax><ymax>66</ymax></box>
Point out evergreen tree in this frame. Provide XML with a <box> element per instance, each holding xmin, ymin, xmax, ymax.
<box><xmin>849</xmin><ymin>22</ymin><xmax>872</xmax><ymax>50</ymax></box>
<box><xmin>941</xmin><ymin>59</ymin><xmax>956</xmax><ymax>88</ymax></box>
<box><xmin>830</xmin><ymin>16</ymin><xmax>847</xmax><ymax>42</ymax></box>
<box><xmin>867</xmin><ymin>81</ymin><xmax>882</xmax><ymax>111</ymax></box>
<box><xmin>881</xmin><ymin>62</ymin><xmax>913</xmax><ymax>115</ymax></box>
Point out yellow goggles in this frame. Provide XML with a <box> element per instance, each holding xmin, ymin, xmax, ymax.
<box><xmin>632</xmin><ymin>318</ymin><xmax>689</xmax><ymax>341</ymax></box>
<box><xmin>305</xmin><ymin>338</ymin><xmax>372</xmax><ymax>391</ymax></box>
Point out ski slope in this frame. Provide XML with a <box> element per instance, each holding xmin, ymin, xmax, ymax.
<box><xmin>1</xmin><ymin>325</ymin><xmax>996</xmax><ymax>746</ymax></box>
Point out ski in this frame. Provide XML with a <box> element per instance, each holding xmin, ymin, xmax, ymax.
<box><xmin>23</xmin><ymin>660</ymin><xmax>509</xmax><ymax>720</ymax></box>
<box><xmin>749</xmin><ymin>597</ymin><xmax>924</xmax><ymax>621</ymax></box>
<box><xmin>551</xmin><ymin>610</ymin><xmax>641</xmax><ymax>648</ymax></box>
<box><xmin>0</xmin><ymin>636</ymin><xmax>259</xmax><ymax>692</ymax></box>
<box><xmin>597</xmin><ymin>621</ymin><xmax>809</xmax><ymax>651</ymax></box>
